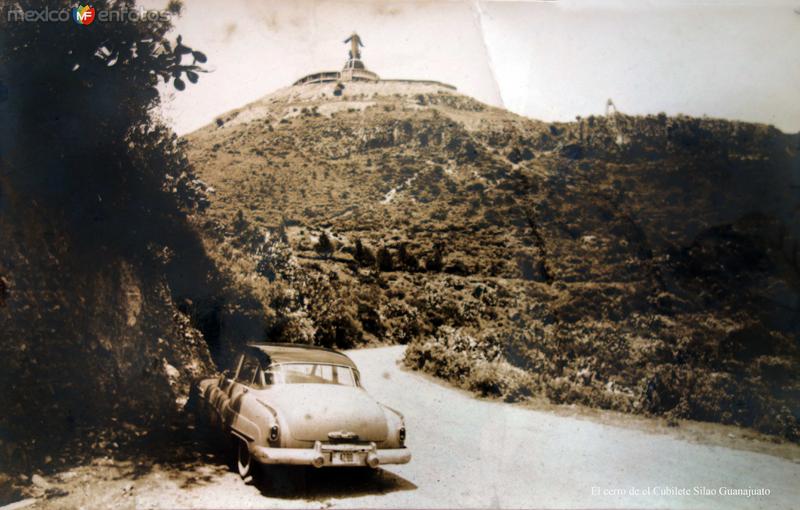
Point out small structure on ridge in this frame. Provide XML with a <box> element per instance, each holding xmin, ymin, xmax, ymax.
<box><xmin>294</xmin><ymin>31</ymin><xmax>380</xmax><ymax>85</ymax></box>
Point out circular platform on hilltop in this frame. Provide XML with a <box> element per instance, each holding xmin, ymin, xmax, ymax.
<box><xmin>293</xmin><ymin>73</ymin><xmax>456</xmax><ymax>91</ymax></box>
<box><xmin>294</xmin><ymin>58</ymin><xmax>380</xmax><ymax>86</ymax></box>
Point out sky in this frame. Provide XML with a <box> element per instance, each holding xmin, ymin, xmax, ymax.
<box><xmin>149</xmin><ymin>0</ymin><xmax>800</xmax><ymax>135</ymax></box>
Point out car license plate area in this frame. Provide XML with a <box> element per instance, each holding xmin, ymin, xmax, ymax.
<box><xmin>331</xmin><ymin>451</ymin><xmax>362</xmax><ymax>465</ymax></box>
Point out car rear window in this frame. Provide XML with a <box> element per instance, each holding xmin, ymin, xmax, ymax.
<box><xmin>264</xmin><ymin>363</ymin><xmax>358</xmax><ymax>386</ymax></box>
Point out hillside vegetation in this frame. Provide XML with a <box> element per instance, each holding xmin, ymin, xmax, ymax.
<box><xmin>184</xmin><ymin>81</ymin><xmax>800</xmax><ymax>440</ymax></box>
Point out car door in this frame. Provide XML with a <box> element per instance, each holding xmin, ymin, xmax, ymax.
<box><xmin>213</xmin><ymin>355</ymin><xmax>243</xmax><ymax>425</ymax></box>
<box><xmin>223</xmin><ymin>354</ymin><xmax>257</xmax><ymax>430</ymax></box>
<box><xmin>229</xmin><ymin>356</ymin><xmax>265</xmax><ymax>442</ymax></box>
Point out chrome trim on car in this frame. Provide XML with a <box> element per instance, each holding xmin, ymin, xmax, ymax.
<box><xmin>249</xmin><ymin>440</ymin><xmax>411</xmax><ymax>468</ymax></box>
<box><xmin>255</xmin><ymin>398</ymin><xmax>279</xmax><ymax>419</ymax></box>
<box><xmin>328</xmin><ymin>430</ymin><xmax>359</xmax><ymax>441</ymax></box>
<box><xmin>380</xmin><ymin>403</ymin><xmax>405</xmax><ymax>420</ymax></box>
<box><xmin>231</xmin><ymin>426</ymin><xmax>255</xmax><ymax>443</ymax></box>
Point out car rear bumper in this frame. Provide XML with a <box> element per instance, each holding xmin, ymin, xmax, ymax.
<box><xmin>250</xmin><ymin>441</ymin><xmax>411</xmax><ymax>468</ymax></box>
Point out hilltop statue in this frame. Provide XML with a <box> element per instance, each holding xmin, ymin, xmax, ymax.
<box><xmin>344</xmin><ymin>32</ymin><xmax>364</xmax><ymax>60</ymax></box>
<box><xmin>292</xmin><ymin>32</ymin><xmax>454</xmax><ymax>88</ymax></box>
<box><xmin>606</xmin><ymin>98</ymin><xmax>618</xmax><ymax>117</ymax></box>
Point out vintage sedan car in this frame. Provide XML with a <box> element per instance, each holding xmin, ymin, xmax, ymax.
<box><xmin>192</xmin><ymin>343</ymin><xmax>410</xmax><ymax>479</ymax></box>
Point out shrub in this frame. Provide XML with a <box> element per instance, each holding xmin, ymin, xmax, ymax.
<box><xmin>398</xmin><ymin>243</ymin><xmax>420</xmax><ymax>272</ymax></box>
<box><xmin>425</xmin><ymin>246</ymin><xmax>444</xmax><ymax>272</ymax></box>
<box><xmin>255</xmin><ymin>237</ymin><xmax>293</xmax><ymax>282</ymax></box>
<box><xmin>314</xmin><ymin>232</ymin><xmax>334</xmax><ymax>258</ymax></box>
<box><xmin>354</xmin><ymin>239</ymin><xmax>376</xmax><ymax>267</ymax></box>
<box><xmin>377</xmin><ymin>247</ymin><xmax>394</xmax><ymax>272</ymax></box>
<box><xmin>404</xmin><ymin>337</ymin><xmax>537</xmax><ymax>403</ymax></box>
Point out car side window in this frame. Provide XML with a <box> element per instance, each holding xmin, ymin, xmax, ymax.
<box><xmin>237</xmin><ymin>355</ymin><xmax>258</xmax><ymax>386</ymax></box>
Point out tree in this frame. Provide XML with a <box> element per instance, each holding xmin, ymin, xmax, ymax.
<box><xmin>0</xmin><ymin>0</ymin><xmax>229</xmax><ymax>464</ymax></box>
<box><xmin>1</xmin><ymin>0</ymin><xmax>208</xmax><ymax>257</ymax></box>
<box><xmin>315</xmin><ymin>231</ymin><xmax>334</xmax><ymax>258</ymax></box>
<box><xmin>398</xmin><ymin>243</ymin><xmax>420</xmax><ymax>272</ymax></box>
<box><xmin>256</xmin><ymin>237</ymin><xmax>293</xmax><ymax>283</ymax></box>
<box><xmin>377</xmin><ymin>246</ymin><xmax>394</xmax><ymax>272</ymax></box>
<box><xmin>233</xmin><ymin>209</ymin><xmax>248</xmax><ymax>232</ymax></box>
<box><xmin>425</xmin><ymin>244</ymin><xmax>444</xmax><ymax>272</ymax></box>
<box><xmin>354</xmin><ymin>238</ymin><xmax>376</xmax><ymax>267</ymax></box>
<box><xmin>277</xmin><ymin>219</ymin><xmax>289</xmax><ymax>243</ymax></box>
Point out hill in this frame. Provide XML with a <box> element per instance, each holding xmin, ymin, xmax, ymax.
<box><xmin>184</xmin><ymin>80</ymin><xmax>800</xmax><ymax>440</ymax></box>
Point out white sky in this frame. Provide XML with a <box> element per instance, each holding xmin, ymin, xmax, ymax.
<box><xmin>152</xmin><ymin>0</ymin><xmax>800</xmax><ymax>135</ymax></box>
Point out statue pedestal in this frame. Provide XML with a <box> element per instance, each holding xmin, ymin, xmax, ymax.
<box><xmin>341</xmin><ymin>59</ymin><xmax>380</xmax><ymax>82</ymax></box>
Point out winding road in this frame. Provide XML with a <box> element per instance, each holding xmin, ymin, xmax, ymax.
<box><xmin>22</xmin><ymin>346</ymin><xmax>800</xmax><ymax>509</ymax></box>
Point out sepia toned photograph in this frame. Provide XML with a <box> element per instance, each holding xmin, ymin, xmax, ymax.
<box><xmin>1</xmin><ymin>0</ymin><xmax>799</xmax><ymax>508</ymax></box>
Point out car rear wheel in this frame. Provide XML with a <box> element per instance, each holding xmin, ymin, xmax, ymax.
<box><xmin>236</xmin><ymin>438</ymin><xmax>256</xmax><ymax>481</ymax></box>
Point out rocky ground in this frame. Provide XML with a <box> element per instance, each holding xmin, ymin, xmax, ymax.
<box><xmin>184</xmin><ymin>80</ymin><xmax>800</xmax><ymax>441</ymax></box>
<box><xmin>0</xmin><ymin>219</ymin><xmax>217</xmax><ymax>471</ymax></box>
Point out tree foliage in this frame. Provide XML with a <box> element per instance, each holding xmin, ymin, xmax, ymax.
<box><xmin>0</xmin><ymin>0</ymin><xmax>207</xmax><ymax>261</ymax></box>
<box><xmin>314</xmin><ymin>231</ymin><xmax>334</xmax><ymax>258</ymax></box>
<box><xmin>377</xmin><ymin>246</ymin><xmax>394</xmax><ymax>272</ymax></box>
<box><xmin>354</xmin><ymin>238</ymin><xmax>376</xmax><ymax>267</ymax></box>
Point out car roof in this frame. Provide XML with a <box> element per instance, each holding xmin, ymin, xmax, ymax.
<box><xmin>245</xmin><ymin>343</ymin><xmax>357</xmax><ymax>369</ymax></box>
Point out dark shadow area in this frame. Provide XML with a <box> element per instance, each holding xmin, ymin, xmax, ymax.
<box><xmin>252</xmin><ymin>465</ymin><xmax>417</xmax><ymax>500</ymax></box>
<box><xmin>21</xmin><ymin>421</ymin><xmax>417</xmax><ymax>502</ymax></box>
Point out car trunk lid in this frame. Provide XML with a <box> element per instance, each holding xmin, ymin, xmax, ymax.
<box><xmin>262</xmin><ymin>384</ymin><xmax>388</xmax><ymax>442</ymax></box>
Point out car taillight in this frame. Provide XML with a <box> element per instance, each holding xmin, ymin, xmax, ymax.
<box><xmin>269</xmin><ymin>424</ymin><xmax>279</xmax><ymax>442</ymax></box>
<box><xmin>399</xmin><ymin>427</ymin><xmax>406</xmax><ymax>444</ymax></box>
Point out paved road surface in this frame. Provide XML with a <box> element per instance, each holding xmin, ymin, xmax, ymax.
<box><xmin>22</xmin><ymin>346</ymin><xmax>800</xmax><ymax>509</ymax></box>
